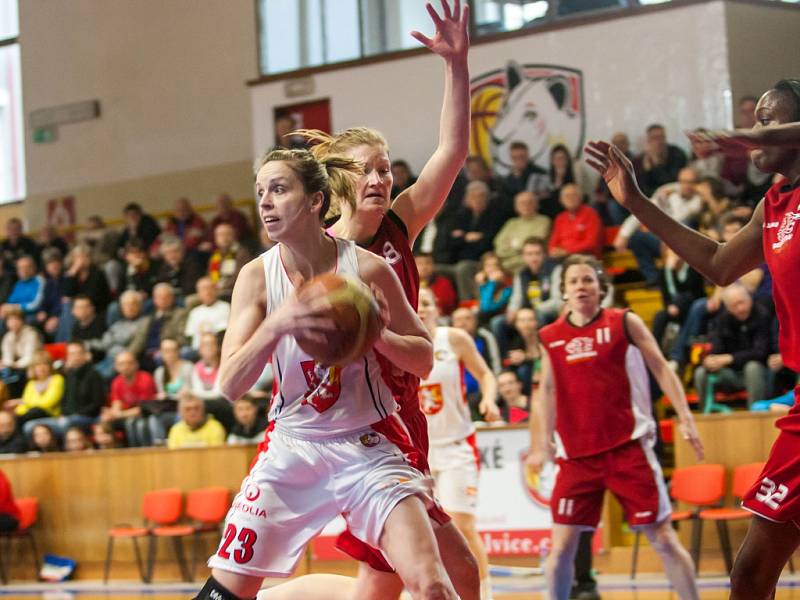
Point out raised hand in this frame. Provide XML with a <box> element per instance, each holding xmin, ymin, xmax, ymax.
<box><xmin>686</xmin><ymin>128</ymin><xmax>760</xmax><ymax>155</ymax></box>
<box><xmin>410</xmin><ymin>0</ymin><xmax>469</xmax><ymax>63</ymax></box>
<box><xmin>584</xmin><ymin>140</ymin><xmax>644</xmax><ymax>207</ymax></box>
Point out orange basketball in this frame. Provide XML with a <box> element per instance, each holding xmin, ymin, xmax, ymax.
<box><xmin>296</xmin><ymin>273</ymin><xmax>382</xmax><ymax>366</ymax></box>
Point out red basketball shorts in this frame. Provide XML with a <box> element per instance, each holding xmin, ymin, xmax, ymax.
<box><xmin>742</xmin><ymin>430</ymin><xmax>800</xmax><ymax>526</ymax></box>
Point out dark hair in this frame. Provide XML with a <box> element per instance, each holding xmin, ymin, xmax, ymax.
<box><xmin>124</xmin><ymin>238</ymin><xmax>147</xmax><ymax>253</ymax></box>
<box><xmin>235</xmin><ymin>394</ymin><xmax>260</xmax><ymax>408</ymax></box>
<box><xmin>253</xmin><ymin>148</ymin><xmax>362</xmax><ymax>223</ymax></box>
<box><xmin>559</xmin><ymin>254</ymin><xmax>611</xmax><ymax>300</ymax></box>
<box><xmin>123</xmin><ymin>202</ymin><xmax>143</xmax><ymax>214</ymax></box>
<box><xmin>510</xmin><ymin>141</ymin><xmax>529</xmax><ymax>152</ymax></box>
<box><xmin>30</xmin><ymin>424</ymin><xmax>59</xmax><ymax>452</ymax></box>
<box><xmin>720</xmin><ymin>212</ymin><xmax>749</xmax><ymax>231</ymax></box>
<box><xmin>646</xmin><ymin>123</ymin><xmax>665</xmax><ymax>133</ymax></box>
<box><xmin>773</xmin><ymin>79</ymin><xmax>800</xmax><ymax>122</ymax></box>
<box><xmin>466</xmin><ymin>155</ymin><xmax>489</xmax><ymax>168</ymax></box>
<box><xmin>72</xmin><ymin>294</ymin><xmax>93</xmax><ymax>305</ymax></box>
<box><xmin>522</xmin><ymin>236</ymin><xmax>547</xmax><ymax>252</ymax></box>
<box><xmin>391</xmin><ymin>159</ymin><xmax>411</xmax><ymax>171</ymax></box>
<box><xmin>701</xmin><ymin>175</ymin><xmax>726</xmax><ymax>200</ymax></box>
<box><xmin>549</xmin><ymin>144</ymin><xmax>575</xmax><ymax>185</ymax></box>
<box><xmin>41</xmin><ymin>247</ymin><xmax>63</xmax><ymax>264</ymax></box>
<box><xmin>66</xmin><ymin>340</ymin><xmax>87</xmax><ymax>351</ymax></box>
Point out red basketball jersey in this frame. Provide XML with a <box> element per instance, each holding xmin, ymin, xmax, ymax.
<box><xmin>762</xmin><ymin>181</ymin><xmax>800</xmax><ymax>431</ymax></box>
<box><xmin>365</xmin><ymin>211</ymin><xmax>423</xmax><ymax>428</ymax></box>
<box><xmin>538</xmin><ymin>308</ymin><xmax>654</xmax><ymax>459</ymax></box>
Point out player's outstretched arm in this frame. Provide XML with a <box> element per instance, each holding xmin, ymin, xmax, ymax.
<box><xmin>218</xmin><ymin>259</ymin><xmax>336</xmax><ymax>400</ymax></box>
<box><xmin>688</xmin><ymin>122</ymin><xmax>800</xmax><ymax>153</ymax></box>
<box><xmin>585</xmin><ymin>140</ymin><xmax>765</xmax><ymax>285</ymax></box>
<box><xmin>393</xmin><ymin>0</ymin><xmax>470</xmax><ymax>243</ymax></box>
<box><xmin>357</xmin><ymin>248</ymin><xmax>433</xmax><ymax>378</ymax></box>
<box><xmin>626</xmin><ymin>312</ymin><xmax>704</xmax><ymax>461</ymax></box>
<box><xmin>526</xmin><ymin>346</ymin><xmax>555</xmax><ymax>472</ymax></box>
<box><xmin>450</xmin><ymin>327</ymin><xmax>500</xmax><ymax>421</ymax></box>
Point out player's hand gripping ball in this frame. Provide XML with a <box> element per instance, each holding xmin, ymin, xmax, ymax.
<box><xmin>297</xmin><ymin>273</ymin><xmax>382</xmax><ymax>366</ymax></box>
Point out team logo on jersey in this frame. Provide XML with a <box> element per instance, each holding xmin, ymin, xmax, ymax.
<box><xmin>521</xmin><ymin>450</ymin><xmax>555</xmax><ymax>508</ymax></box>
<box><xmin>360</xmin><ymin>432</ymin><xmax>381</xmax><ymax>447</ymax></box>
<box><xmin>418</xmin><ymin>383</ymin><xmax>444</xmax><ymax>415</ymax></box>
<box><xmin>300</xmin><ymin>361</ymin><xmax>342</xmax><ymax>413</ymax></box>
<box><xmin>772</xmin><ymin>211</ymin><xmax>800</xmax><ymax>252</ymax></box>
<box><xmin>382</xmin><ymin>241</ymin><xmax>402</xmax><ymax>265</ymax></box>
<box><xmin>434</xmin><ymin>349</ymin><xmax>453</xmax><ymax>362</ymax></box>
<box><xmin>564</xmin><ymin>336</ymin><xmax>597</xmax><ymax>363</ymax></box>
<box><xmin>244</xmin><ymin>483</ymin><xmax>261</xmax><ymax>502</ymax></box>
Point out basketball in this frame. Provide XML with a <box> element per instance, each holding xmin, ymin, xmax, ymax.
<box><xmin>296</xmin><ymin>273</ymin><xmax>382</xmax><ymax>366</ymax></box>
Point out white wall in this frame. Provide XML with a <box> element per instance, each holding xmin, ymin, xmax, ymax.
<box><xmin>251</xmin><ymin>1</ymin><xmax>732</xmax><ymax>176</ymax></box>
<box><xmin>19</xmin><ymin>0</ymin><xmax>258</xmax><ymax>198</ymax></box>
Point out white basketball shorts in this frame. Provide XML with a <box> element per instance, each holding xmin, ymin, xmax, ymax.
<box><xmin>428</xmin><ymin>434</ymin><xmax>480</xmax><ymax>515</ymax></box>
<box><xmin>207</xmin><ymin>423</ymin><xmax>429</xmax><ymax>578</ymax></box>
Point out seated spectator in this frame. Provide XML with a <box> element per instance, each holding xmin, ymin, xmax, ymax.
<box><xmin>1</xmin><ymin>218</ymin><xmax>39</xmax><ymax>267</ymax></box>
<box><xmin>155</xmin><ymin>235</ymin><xmax>204</xmax><ymax>300</ymax></box>
<box><xmin>167</xmin><ymin>392</ymin><xmax>226</xmax><ymax>449</ymax></box>
<box><xmin>391</xmin><ymin>160</ymin><xmax>417</xmax><ymax>199</ymax></box>
<box><xmin>227</xmin><ymin>395</ymin><xmax>269</xmax><ymax>445</ymax></box>
<box><xmin>766</xmin><ymin>315</ymin><xmax>797</xmax><ymax>398</ymax></box>
<box><xmin>36</xmin><ymin>248</ymin><xmax>66</xmax><ymax>340</ymax></box>
<box><xmin>22</xmin><ymin>341</ymin><xmax>105</xmax><ymax>439</ymax></box>
<box><xmin>498</xmin><ymin>141</ymin><xmax>548</xmax><ymax>201</ymax></box>
<box><xmin>436</xmin><ymin>181</ymin><xmax>504</xmax><ymax>299</ymax></box>
<box><xmin>633</xmin><ymin>123</ymin><xmax>688</xmax><ymax>197</ymax></box>
<box><xmin>0</xmin><ymin>469</ymin><xmax>21</xmax><ymax>532</ymax></box>
<box><xmin>184</xmin><ymin>277</ymin><xmax>231</xmax><ymax>351</ymax></box>
<box><xmin>504</xmin><ymin>308</ymin><xmax>540</xmax><ymax>395</ymax></box>
<box><xmin>497</xmin><ymin>370</ymin><xmax>529</xmax><ymax>423</ymax></box>
<box><xmin>118</xmin><ymin>202</ymin><xmax>161</xmax><ymax>254</ymax></box>
<box><xmin>695</xmin><ymin>176</ymin><xmax>732</xmax><ymax>232</ymax></box>
<box><xmin>164</xmin><ymin>197</ymin><xmax>208</xmax><ymax>253</ymax></box>
<box><xmin>129</xmin><ymin>283</ymin><xmax>188</xmax><ymax>368</ymax></box>
<box><xmin>0</xmin><ymin>254</ymin><xmax>15</xmax><ymax>305</ymax></box>
<box><xmin>29</xmin><ymin>423</ymin><xmax>59</xmax><ymax>453</ymax></box>
<box><xmin>6</xmin><ymin>350</ymin><xmax>64</xmax><ymax>428</ymax></box>
<box><xmin>38</xmin><ymin>225</ymin><xmax>69</xmax><ymax>259</ymax></box>
<box><xmin>191</xmin><ymin>332</ymin><xmax>232</xmax><ymax>431</ymax></box>
<box><xmin>67</xmin><ymin>296</ymin><xmax>106</xmax><ymax>354</ymax></box>
<box><xmin>64</xmin><ymin>426</ymin><xmax>92</xmax><ymax>452</ymax></box>
<box><xmin>141</xmin><ymin>338</ymin><xmax>193</xmax><ymax>445</ymax></box>
<box><xmin>208</xmin><ymin>223</ymin><xmax>251</xmax><ymax>300</ymax></box>
<box><xmin>494</xmin><ymin>191</ymin><xmax>552</xmax><ymax>272</ymax></box>
<box><xmin>204</xmin><ymin>193</ymin><xmax>253</xmax><ymax>252</ymax></box>
<box><xmin>95</xmin><ymin>291</ymin><xmax>147</xmax><ymax>379</ymax></box>
<box><xmin>476</xmin><ymin>252</ymin><xmax>512</xmax><ymax>325</ymax></box>
<box><xmin>103</xmin><ymin>351</ymin><xmax>156</xmax><ymax>447</ymax></box>
<box><xmin>415</xmin><ymin>253</ymin><xmax>458</xmax><ymax>316</ymax></box>
<box><xmin>79</xmin><ymin>215</ymin><xmax>121</xmax><ymax>269</ymax></box>
<box><xmin>0</xmin><ymin>411</ymin><xmax>27</xmax><ymax>454</ymax></box>
<box><xmin>2</xmin><ymin>255</ymin><xmax>45</xmax><ymax>319</ymax></box>
<box><xmin>1</xmin><ymin>307</ymin><xmax>42</xmax><ymax>397</ymax></box>
<box><xmin>61</xmin><ymin>243</ymin><xmax>112</xmax><ymax>321</ymax></box>
<box><xmin>651</xmin><ymin>248</ymin><xmax>706</xmax><ymax>352</ymax></box>
<box><xmin>614</xmin><ymin>167</ymin><xmax>702</xmax><ymax>286</ymax></box>
<box><xmin>548</xmin><ymin>184</ymin><xmax>603</xmax><ymax>259</ymax></box>
<box><xmin>118</xmin><ymin>239</ymin><xmax>160</xmax><ymax>298</ymax></box>
<box><xmin>92</xmin><ymin>421</ymin><xmax>120</xmax><ymax>450</ymax></box>
<box><xmin>693</xmin><ymin>283</ymin><xmax>770</xmax><ymax>408</ymax></box>
<box><xmin>538</xmin><ymin>144</ymin><xmax>580</xmax><ymax>219</ymax></box>
<box><xmin>451</xmin><ymin>307</ymin><xmax>502</xmax><ymax>419</ymax></box>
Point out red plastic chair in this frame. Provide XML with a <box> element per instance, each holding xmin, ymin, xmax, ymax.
<box><xmin>631</xmin><ymin>464</ymin><xmax>725</xmax><ymax>578</ymax></box>
<box><xmin>698</xmin><ymin>463</ymin><xmax>773</xmax><ymax>574</ymax></box>
<box><xmin>186</xmin><ymin>487</ymin><xmax>231</xmax><ymax>577</ymax></box>
<box><xmin>104</xmin><ymin>488</ymin><xmax>185</xmax><ymax>583</ymax></box>
<box><xmin>144</xmin><ymin>488</ymin><xmax>193</xmax><ymax>582</ymax></box>
<box><xmin>0</xmin><ymin>497</ymin><xmax>41</xmax><ymax>581</ymax></box>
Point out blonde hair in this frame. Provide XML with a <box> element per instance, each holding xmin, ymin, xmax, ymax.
<box><xmin>28</xmin><ymin>350</ymin><xmax>53</xmax><ymax>380</ymax></box>
<box><xmin>296</xmin><ymin>128</ymin><xmax>389</xmax><ymax>218</ymax></box>
<box><xmin>253</xmin><ymin>148</ymin><xmax>362</xmax><ymax>223</ymax></box>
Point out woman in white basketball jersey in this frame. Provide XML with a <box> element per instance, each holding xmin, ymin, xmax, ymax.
<box><xmin>196</xmin><ymin>149</ymin><xmax>459</xmax><ymax>600</ymax></box>
<box><xmin>418</xmin><ymin>287</ymin><xmax>500</xmax><ymax>600</ymax></box>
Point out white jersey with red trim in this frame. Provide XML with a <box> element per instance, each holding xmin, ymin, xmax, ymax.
<box><xmin>263</xmin><ymin>238</ymin><xmax>396</xmax><ymax>439</ymax></box>
<box><xmin>419</xmin><ymin>327</ymin><xmax>475</xmax><ymax>445</ymax></box>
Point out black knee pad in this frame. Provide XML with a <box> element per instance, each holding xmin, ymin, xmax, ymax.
<box><xmin>194</xmin><ymin>575</ymin><xmax>254</xmax><ymax>600</ymax></box>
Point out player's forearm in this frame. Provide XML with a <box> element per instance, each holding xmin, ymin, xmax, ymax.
<box><xmin>437</xmin><ymin>56</ymin><xmax>470</xmax><ymax>165</ymax></box>
<box><xmin>478</xmin><ymin>372</ymin><xmax>498</xmax><ymax>408</ymax></box>
<box><xmin>529</xmin><ymin>391</ymin><xmax>553</xmax><ymax>452</ymax></box>
<box><xmin>653</xmin><ymin>360</ymin><xmax>693</xmax><ymax>422</ymax></box>
<box><xmin>756</xmin><ymin>122</ymin><xmax>800</xmax><ymax>147</ymax></box>
<box><xmin>374</xmin><ymin>330</ymin><xmax>433</xmax><ymax>379</ymax></box>
<box><xmin>219</xmin><ymin>320</ymin><xmax>281</xmax><ymax>401</ymax></box>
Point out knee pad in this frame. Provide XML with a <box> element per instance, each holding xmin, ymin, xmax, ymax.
<box><xmin>194</xmin><ymin>575</ymin><xmax>253</xmax><ymax>600</ymax></box>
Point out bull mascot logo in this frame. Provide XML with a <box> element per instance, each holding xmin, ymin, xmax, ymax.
<box><xmin>471</xmin><ymin>63</ymin><xmax>585</xmax><ymax>176</ymax></box>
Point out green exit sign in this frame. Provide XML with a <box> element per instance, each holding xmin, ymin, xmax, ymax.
<box><xmin>32</xmin><ymin>127</ymin><xmax>57</xmax><ymax>143</ymax></box>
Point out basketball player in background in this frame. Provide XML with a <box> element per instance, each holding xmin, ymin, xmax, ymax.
<box><xmin>417</xmin><ymin>287</ymin><xmax>500</xmax><ymax>599</ymax></box>
<box><xmin>585</xmin><ymin>78</ymin><xmax>800</xmax><ymax>600</ymax></box>
<box><xmin>195</xmin><ymin>148</ymin><xmax>456</xmax><ymax>600</ymax></box>
<box><xmin>260</xmin><ymin>1</ymin><xmax>479</xmax><ymax>599</ymax></box>
<box><xmin>526</xmin><ymin>255</ymin><xmax>703</xmax><ymax>600</ymax></box>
